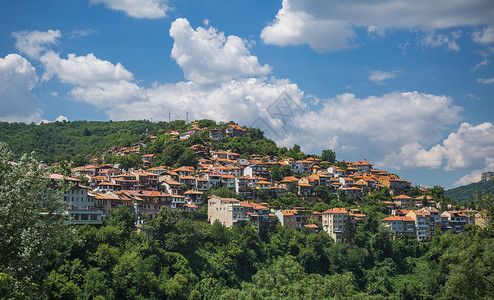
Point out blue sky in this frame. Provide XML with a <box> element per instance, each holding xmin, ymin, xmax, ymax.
<box><xmin>1</xmin><ymin>0</ymin><xmax>493</xmax><ymax>189</ymax></box>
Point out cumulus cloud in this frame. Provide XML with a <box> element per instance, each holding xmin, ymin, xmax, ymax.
<box><xmin>477</xmin><ymin>77</ymin><xmax>494</xmax><ymax>84</ymax></box>
<box><xmin>0</xmin><ymin>54</ymin><xmax>42</xmax><ymax>123</ymax></box>
<box><xmin>170</xmin><ymin>18</ymin><xmax>271</xmax><ymax>84</ymax></box>
<box><xmin>38</xmin><ymin>50</ymin><xmax>139</xmax><ymax>107</ymax></box>
<box><xmin>383</xmin><ymin>122</ymin><xmax>494</xmax><ymax>176</ymax></box>
<box><xmin>261</xmin><ymin>0</ymin><xmax>494</xmax><ymax>52</ymax></box>
<box><xmin>369</xmin><ymin>70</ymin><xmax>397</xmax><ymax>84</ymax></box>
<box><xmin>90</xmin><ymin>0</ymin><xmax>169</xmax><ymax>19</ymax></box>
<box><xmin>280</xmin><ymin>91</ymin><xmax>461</xmax><ymax>159</ymax></box>
<box><xmin>11</xmin><ymin>30</ymin><xmax>61</xmax><ymax>59</ymax></box>
<box><xmin>40</xmin><ymin>52</ymin><xmax>133</xmax><ymax>85</ymax></box>
<box><xmin>39</xmin><ymin>115</ymin><xmax>69</xmax><ymax>124</ymax></box>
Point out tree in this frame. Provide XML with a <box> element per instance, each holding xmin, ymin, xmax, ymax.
<box><xmin>0</xmin><ymin>143</ymin><xmax>74</xmax><ymax>290</ymax></box>
<box><xmin>321</xmin><ymin>150</ymin><xmax>336</xmax><ymax>163</ymax></box>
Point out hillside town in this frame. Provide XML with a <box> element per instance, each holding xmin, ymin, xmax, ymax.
<box><xmin>44</xmin><ymin>122</ymin><xmax>488</xmax><ymax>243</ymax></box>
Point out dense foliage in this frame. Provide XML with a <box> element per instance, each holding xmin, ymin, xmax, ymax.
<box><xmin>2</xmin><ymin>201</ymin><xmax>493</xmax><ymax>299</ymax></box>
<box><xmin>445</xmin><ymin>179</ymin><xmax>494</xmax><ymax>205</ymax></box>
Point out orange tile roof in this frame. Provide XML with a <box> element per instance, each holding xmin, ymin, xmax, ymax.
<box><xmin>382</xmin><ymin>216</ymin><xmax>414</xmax><ymax>222</ymax></box>
<box><xmin>322</xmin><ymin>207</ymin><xmax>348</xmax><ymax>214</ymax></box>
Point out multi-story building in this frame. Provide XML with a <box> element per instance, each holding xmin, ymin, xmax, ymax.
<box><xmin>243</xmin><ymin>163</ymin><xmax>270</xmax><ymax>179</ymax></box>
<box><xmin>441</xmin><ymin>211</ymin><xmax>468</xmax><ymax>234</ymax></box>
<box><xmin>225</xmin><ymin>124</ymin><xmax>246</xmax><ymax>138</ymax></box>
<box><xmin>275</xmin><ymin>210</ymin><xmax>304</xmax><ymax>231</ymax></box>
<box><xmin>208</xmin><ymin>196</ymin><xmax>247</xmax><ymax>227</ymax></box>
<box><xmin>406</xmin><ymin>210</ymin><xmax>432</xmax><ymax>241</ymax></box>
<box><xmin>235</xmin><ymin>176</ymin><xmax>254</xmax><ymax>199</ymax></box>
<box><xmin>49</xmin><ymin>174</ymin><xmax>104</xmax><ymax>225</ymax></box>
<box><xmin>393</xmin><ymin>194</ymin><xmax>413</xmax><ymax>208</ymax></box>
<box><xmin>352</xmin><ymin>160</ymin><xmax>373</xmax><ymax>173</ymax></box>
<box><xmin>322</xmin><ymin>207</ymin><xmax>349</xmax><ymax>243</ymax></box>
<box><xmin>209</xmin><ymin>128</ymin><xmax>224</xmax><ymax>141</ymax></box>
<box><xmin>381</xmin><ymin>216</ymin><xmax>416</xmax><ymax>238</ymax></box>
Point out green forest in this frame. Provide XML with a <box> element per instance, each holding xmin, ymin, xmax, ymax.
<box><xmin>445</xmin><ymin>179</ymin><xmax>494</xmax><ymax>205</ymax></box>
<box><xmin>1</xmin><ymin>143</ymin><xmax>494</xmax><ymax>299</ymax></box>
<box><xmin>0</xmin><ymin>120</ymin><xmax>311</xmax><ymax>166</ymax></box>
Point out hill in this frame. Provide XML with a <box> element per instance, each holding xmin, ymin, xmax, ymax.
<box><xmin>0</xmin><ymin>119</ymin><xmax>287</xmax><ymax>165</ymax></box>
<box><xmin>445</xmin><ymin>179</ymin><xmax>494</xmax><ymax>204</ymax></box>
<box><xmin>0</xmin><ymin>120</ymin><xmax>185</xmax><ymax>164</ymax></box>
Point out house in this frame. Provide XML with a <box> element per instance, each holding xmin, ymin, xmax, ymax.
<box><xmin>141</xmin><ymin>154</ymin><xmax>155</xmax><ymax>168</ymax></box>
<box><xmin>381</xmin><ymin>216</ymin><xmax>416</xmax><ymax>238</ymax></box>
<box><xmin>161</xmin><ymin>180</ymin><xmax>183</xmax><ymax>195</ymax></box>
<box><xmin>243</xmin><ymin>163</ymin><xmax>270</xmax><ymax>179</ymax></box>
<box><xmin>235</xmin><ymin>176</ymin><xmax>254</xmax><ymax>199</ymax></box>
<box><xmin>208</xmin><ymin>196</ymin><xmax>246</xmax><ymax>227</ymax></box>
<box><xmin>184</xmin><ymin>190</ymin><xmax>203</xmax><ymax>205</ymax></box>
<box><xmin>225</xmin><ymin>124</ymin><xmax>246</xmax><ymax>138</ymax></box>
<box><xmin>275</xmin><ymin>210</ymin><xmax>304</xmax><ymax>231</ymax></box>
<box><xmin>352</xmin><ymin>160</ymin><xmax>373</xmax><ymax>173</ymax></box>
<box><xmin>93</xmin><ymin>192</ymin><xmax>126</xmax><ymax>218</ymax></box>
<box><xmin>322</xmin><ymin>208</ymin><xmax>349</xmax><ymax>243</ymax></box>
<box><xmin>221</xmin><ymin>174</ymin><xmax>236</xmax><ymax>190</ymax></box>
<box><xmin>195</xmin><ymin>177</ymin><xmax>210</xmax><ymax>191</ymax></box>
<box><xmin>48</xmin><ymin>174</ymin><xmax>105</xmax><ymax>225</ymax></box>
<box><xmin>239</xmin><ymin>201</ymin><xmax>273</xmax><ymax>232</ymax></box>
<box><xmin>441</xmin><ymin>211</ymin><xmax>467</xmax><ymax>234</ymax></box>
<box><xmin>393</xmin><ymin>194</ymin><xmax>413</xmax><ymax>208</ymax></box>
<box><xmin>422</xmin><ymin>207</ymin><xmax>442</xmax><ymax>235</ymax></box>
<box><xmin>341</xmin><ymin>186</ymin><xmax>362</xmax><ymax>199</ymax></box>
<box><xmin>209</xmin><ymin>128</ymin><xmax>224</xmax><ymax>141</ymax></box>
<box><xmin>406</xmin><ymin>210</ymin><xmax>432</xmax><ymax>241</ymax></box>
<box><xmin>255</xmin><ymin>180</ymin><xmax>272</xmax><ymax>190</ymax></box>
<box><xmin>96</xmin><ymin>181</ymin><xmax>122</xmax><ymax>192</ymax></box>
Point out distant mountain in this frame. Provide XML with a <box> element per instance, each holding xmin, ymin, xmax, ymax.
<box><xmin>445</xmin><ymin>179</ymin><xmax>494</xmax><ymax>204</ymax></box>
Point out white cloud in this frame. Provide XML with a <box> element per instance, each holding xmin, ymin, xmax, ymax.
<box><xmin>420</xmin><ymin>30</ymin><xmax>462</xmax><ymax>51</ymax></box>
<box><xmin>0</xmin><ymin>54</ymin><xmax>42</xmax><ymax>123</ymax></box>
<box><xmin>90</xmin><ymin>0</ymin><xmax>169</xmax><ymax>19</ymax></box>
<box><xmin>40</xmin><ymin>52</ymin><xmax>133</xmax><ymax>85</ymax></box>
<box><xmin>473</xmin><ymin>26</ymin><xmax>494</xmax><ymax>44</ymax></box>
<box><xmin>69</xmin><ymin>29</ymin><xmax>97</xmax><ymax>39</ymax></box>
<box><xmin>70</xmin><ymin>81</ymin><xmax>145</xmax><ymax>107</ymax></box>
<box><xmin>369</xmin><ymin>70</ymin><xmax>397</xmax><ymax>84</ymax></box>
<box><xmin>39</xmin><ymin>115</ymin><xmax>69</xmax><ymax>124</ymax></box>
<box><xmin>477</xmin><ymin>77</ymin><xmax>494</xmax><ymax>84</ymax></box>
<box><xmin>170</xmin><ymin>18</ymin><xmax>271</xmax><ymax>84</ymax></box>
<box><xmin>261</xmin><ymin>0</ymin><xmax>494</xmax><ymax>52</ymax></box>
<box><xmin>260</xmin><ymin>1</ymin><xmax>356</xmax><ymax>52</ymax></box>
<box><xmin>11</xmin><ymin>30</ymin><xmax>61</xmax><ymax>59</ymax></box>
<box><xmin>383</xmin><ymin>122</ymin><xmax>494</xmax><ymax>174</ymax></box>
<box><xmin>281</xmin><ymin>91</ymin><xmax>461</xmax><ymax>160</ymax></box>
<box><xmin>455</xmin><ymin>158</ymin><xmax>494</xmax><ymax>186</ymax></box>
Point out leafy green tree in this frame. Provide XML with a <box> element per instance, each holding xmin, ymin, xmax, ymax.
<box><xmin>0</xmin><ymin>143</ymin><xmax>74</xmax><ymax>289</ymax></box>
<box><xmin>83</xmin><ymin>267</ymin><xmax>114</xmax><ymax>300</ymax></box>
<box><xmin>177</xmin><ymin>148</ymin><xmax>198</xmax><ymax>167</ymax></box>
<box><xmin>343</xmin><ymin>215</ymin><xmax>356</xmax><ymax>248</ymax></box>
<box><xmin>43</xmin><ymin>270</ymin><xmax>81</xmax><ymax>300</ymax></box>
<box><xmin>321</xmin><ymin>149</ymin><xmax>336</xmax><ymax>163</ymax></box>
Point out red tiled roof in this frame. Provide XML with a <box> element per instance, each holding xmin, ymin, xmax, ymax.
<box><xmin>322</xmin><ymin>207</ymin><xmax>348</xmax><ymax>214</ymax></box>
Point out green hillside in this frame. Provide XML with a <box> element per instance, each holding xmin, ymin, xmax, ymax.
<box><xmin>0</xmin><ymin>120</ymin><xmax>185</xmax><ymax>164</ymax></box>
<box><xmin>445</xmin><ymin>179</ymin><xmax>494</xmax><ymax>204</ymax></box>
